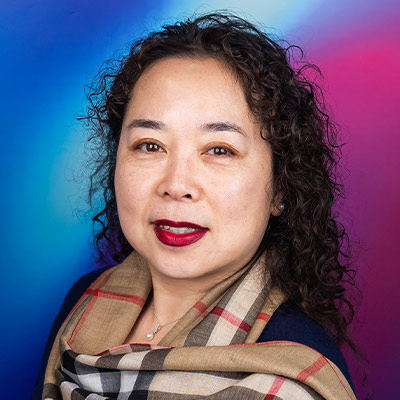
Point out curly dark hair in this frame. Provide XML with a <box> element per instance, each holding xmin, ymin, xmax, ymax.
<box><xmin>83</xmin><ymin>12</ymin><xmax>358</xmax><ymax>352</ymax></box>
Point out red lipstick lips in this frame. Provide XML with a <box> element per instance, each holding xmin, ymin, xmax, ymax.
<box><xmin>153</xmin><ymin>219</ymin><xmax>208</xmax><ymax>247</ymax></box>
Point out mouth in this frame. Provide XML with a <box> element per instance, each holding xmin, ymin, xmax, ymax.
<box><xmin>152</xmin><ymin>219</ymin><xmax>208</xmax><ymax>247</ymax></box>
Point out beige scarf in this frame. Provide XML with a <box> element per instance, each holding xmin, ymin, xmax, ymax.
<box><xmin>43</xmin><ymin>252</ymin><xmax>356</xmax><ymax>399</ymax></box>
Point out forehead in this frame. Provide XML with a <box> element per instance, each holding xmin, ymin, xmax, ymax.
<box><xmin>134</xmin><ymin>56</ymin><xmax>238</xmax><ymax>91</ymax></box>
<box><xmin>127</xmin><ymin>57</ymin><xmax>253</xmax><ymax>122</ymax></box>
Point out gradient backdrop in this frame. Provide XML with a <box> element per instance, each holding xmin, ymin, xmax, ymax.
<box><xmin>1</xmin><ymin>1</ymin><xmax>399</xmax><ymax>398</ymax></box>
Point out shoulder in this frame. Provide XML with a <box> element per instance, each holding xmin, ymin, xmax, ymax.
<box><xmin>31</xmin><ymin>266</ymin><xmax>112</xmax><ymax>400</ymax></box>
<box><xmin>45</xmin><ymin>265</ymin><xmax>113</xmax><ymax>347</ymax></box>
<box><xmin>58</xmin><ymin>266</ymin><xmax>112</xmax><ymax>314</ymax></box>
<box><xmin>257</xmin><ymin>300</ymin><xmax>354</xmax><ymax>390</ymax></box>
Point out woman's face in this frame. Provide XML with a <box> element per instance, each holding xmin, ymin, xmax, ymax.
<box><xmin>115</xmin><ymin>57</ymin><xmax>278</xmax><ymax>284</ymax></box>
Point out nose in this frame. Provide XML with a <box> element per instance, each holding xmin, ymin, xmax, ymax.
<box><xmin>156</xmin><ymin>153</ymin><xmax>201</xmax><ymax>201</ymax></box>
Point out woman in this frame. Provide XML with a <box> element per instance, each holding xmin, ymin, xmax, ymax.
<box><xmin>36</xmin><ymin>12</ymin><xmax>358</xmax><ymax>400</ymax></box>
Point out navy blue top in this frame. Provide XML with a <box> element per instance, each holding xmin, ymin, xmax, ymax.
<box><xmin>258</xmin><ymin>299</ymin><xmax>354</xmax><ymax>389</ymax></box>
<box><xmin>31</xmin><ymin>267</ymin><xmax>353</xmax><ymax>399</ymax></box>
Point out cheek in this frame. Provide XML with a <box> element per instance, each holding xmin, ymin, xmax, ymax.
<box><xmin>115</xmin><ymin>163</ymin><xmax>131</xmax><ymax>208</ymax></box>
<box><xmin>211</xmin><ymin>170</ymin><xmax>271</xmax><ymax>225</ymax></box>
<box><xmin>115</xmin><ymin>162</ymin><xmax>148</xmax><ymax>214</ymax></box>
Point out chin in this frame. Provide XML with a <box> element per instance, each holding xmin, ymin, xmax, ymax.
<box><xmin>152</xmin><ymin>260</ymin><xmax>208</xmax><ymax>280</ymax></box>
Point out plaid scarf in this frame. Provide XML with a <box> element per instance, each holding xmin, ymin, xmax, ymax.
<box><xmin>43</xmin><ymin>252</ymin><xmax>356</xmax><ymax>399</ymax></box>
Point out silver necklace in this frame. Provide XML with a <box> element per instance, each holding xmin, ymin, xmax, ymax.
<box><xmin>145</xmin><ymin>304</ymin><xmax>184</xmax><ymax>340</ymax></box>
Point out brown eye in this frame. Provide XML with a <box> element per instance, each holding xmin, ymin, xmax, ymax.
<box><xmin>206</xmin><ymin>146</ymin><xmax>234</xmax><ymax>156</ymax></box>
<box><xmin>135</xmin><ymin>141</ymin><xmax>164</xmax><ymax>153</ymax></box>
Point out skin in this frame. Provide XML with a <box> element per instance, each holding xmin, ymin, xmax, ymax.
<box><xmin>115</xmin><ymin>57</ymin><xmax>280</xmax><ymax>343</ymax></box>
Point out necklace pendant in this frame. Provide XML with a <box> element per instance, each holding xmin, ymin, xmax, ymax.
<box><xmin>146</xmin><ymin>325</ymin><xmax>162</xmax><ymax>340</ymax></box>
<box><xmin>146</xmin><ymin>331</ymin><xmax>154</xmax><ymax>340</ymax></box>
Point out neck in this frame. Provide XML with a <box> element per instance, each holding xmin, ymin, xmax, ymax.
<box><xmin>145</xmin><ymin>251</ymin><xmax>263</xmax><ymax>331</ymax></box>
<box><xmin>150</xmin><ymin>274</ymin><xmax>208</xmax><ymax>326</ymax></box>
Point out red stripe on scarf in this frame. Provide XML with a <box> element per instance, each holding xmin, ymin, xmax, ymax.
<box><xmin>256</xmin><ymin>312</ymin><xmax>271</xmax><ymax>323</ymax></box>
<box><xmin>68</xmin><ymin>290</ymin><xmax>99</xmax><ymax>346</ymax></box>
<box><xmin>86</xmin><ymin>288</ymin><xmax>146</xmax><ymax>306</ymax></box>
<box><xmin>194</xmin><ymin>301</ymin><xmax>209</xmax><ymax>318</ymax></box>
<box><xmin>296</xmin><ymin>355</ymin><xmax>328</xmax><ymax>382</ymax></box>
<box><xmin>264</xmin><ymin>375</ymin><xmax>286</xmax><ymax>399</ymax></box>
<box><xmin>211</xmin><ymin>306</ymin><xmax>251</xmax><ymax>333</ymax></box>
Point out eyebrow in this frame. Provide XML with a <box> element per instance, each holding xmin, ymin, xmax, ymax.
<box><xmin>125</xmin><ymin>119</ymin><xmax>166</xmax><ymax>130</ymax></box>
<box><xmin>125</xmin><ymin>119</ymin><xmax>246</xmax><ymax>136</ymax></box>
<box><xmin>201</xmin><ymin>121</ymin><xmax>246</xmax><ymax>136</ymax></box>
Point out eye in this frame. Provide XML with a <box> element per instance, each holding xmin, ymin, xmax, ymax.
<box><xmin>205</xmin><ymin>145</ymin><xmax>235</xmax><ymax>156</ymax></box>
<box><xmin>134</xmin><ymin>141</ymin><xmax>164</xmax><ymax>153</ymax></box>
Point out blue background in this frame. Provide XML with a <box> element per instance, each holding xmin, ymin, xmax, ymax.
<box><xmin>1</xmin><ymin>1</ymin><xmax>399</xmax><ymax>398</ymax></box>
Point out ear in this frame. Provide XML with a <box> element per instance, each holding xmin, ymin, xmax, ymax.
<box><xmin>270</xmin><ymin>193</ymin><xmax>284</xmax><ymax>217</ymax></box>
